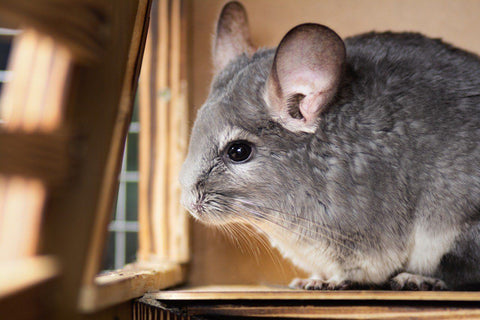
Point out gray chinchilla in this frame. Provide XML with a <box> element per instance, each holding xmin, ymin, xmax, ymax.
<box><xmin>180</xmin><ymin>1</ymin><xmax>480</xmax><ymax>290</ymax></box>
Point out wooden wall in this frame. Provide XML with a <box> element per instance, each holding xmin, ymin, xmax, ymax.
<box><xmin>187</xmin><ymin>0</ymin><xmax>480</xmax><ymax>286</ymax></box>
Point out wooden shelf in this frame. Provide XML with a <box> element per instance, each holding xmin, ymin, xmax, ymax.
<box><xmin>145</xmin><ymin>284</ymin><xmax>480</xmax><ymax>301</ymax></box>
<box><xmin>139</xmin><ymin>285</ymin><xmax>480</xmax><ymax>319</ymax></box>
<box><xmin>79</xmin><ymin>263</ymin><xmax>186</xmax><ymax>313</ymax></box>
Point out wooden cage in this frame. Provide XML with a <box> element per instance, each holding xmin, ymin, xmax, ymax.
<box><xmin>0</xmin><ymin>0</ymin><xmax>480</xmax><ymax>319</ymax></box>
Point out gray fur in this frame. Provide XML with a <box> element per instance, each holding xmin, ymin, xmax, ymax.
<box><xmin>180</xmin><ymin>18</ymin><xmax>480</xmax><ymax>289</ymax></box>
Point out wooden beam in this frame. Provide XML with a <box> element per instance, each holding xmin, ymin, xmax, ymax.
<box><xmin>38</xmin><ymin>0</ymin><xmax>153</xmax><ymax>317</ymax></box>
<box><xmin>79</xmin><ymin>263</ymin><xmax>184</xmax><ymax>313</ymax></box>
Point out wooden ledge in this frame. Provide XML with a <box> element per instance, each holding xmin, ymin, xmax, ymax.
<box><xmin>0</xmin><ymin>255</ymin><xmax>60</xmax><ymax>300</ymax></box>
<box><xmin>78</xmin><ymin>263</ymin><xmax>186</xmax><ymax>313</ymax></box>
<box><xmin>139</xmin><ymin>285</ymin><xmax>480</xmax><ymax>319</ymax></box>
<box><xmin>145</xmin><ymin>284</ymin><xmax>480</xmax><ymax>302</ymax></box>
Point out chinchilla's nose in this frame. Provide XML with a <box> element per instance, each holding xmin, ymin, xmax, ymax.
<box><xmin>180</xmin><ymin>188</ymin><xmax>206</xmax><ymax>220</ymax></box>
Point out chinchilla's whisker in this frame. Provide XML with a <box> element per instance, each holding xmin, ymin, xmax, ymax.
<box><xmin>225</xmin><ymin>197</ymin><xmax>361</xmax><ymax>249</ymax></box>
<box><xmin>228</xmin><ymin>201</ymin><xmax>357</xmax><ymax>253</ymax></box>
<box><xmin>234</xmin><ymin>197</ymin><xmax>357</xmax><ymax>242</ymax></box>
<box><xmin>221</xmin><ymin>207</ymin><xmax>302</xmax><ymax>275</ymax></box>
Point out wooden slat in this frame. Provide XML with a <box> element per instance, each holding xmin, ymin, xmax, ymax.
<box><xmin>0</xmin><ymin>27</ymin><xmax>72</xmax><ymax>263</ymax></box>
<box><xmin>81</xmin><ymin>0</ymin><xmax>152</xmax><ymax>287</ymax></box>
<box><xmin>134</xmin><ymin>299</ymin><xmax>188</xmax><ymax>320</ymax></box>
<box><xmin>144</xmin><ymin>285</ymin><xmax>480</xmax><ymax>320</ymax></box>
<box><xmin>0</xmin><ymin>178</ymin><xmax>46</xmax><ymax>259</ymax></box>
<box><xmin>167</xmin><ymin>0</ymin><xmax>189</xmax><ymax>263</ymax></box>
<box><xmin>0</xmin><ymin>256</ymin><xmax>59</xmax><ymax>299</ymax></box>
<box><xmin>0</xmin><ymin>132</ymin><xmax>70</xmax><ymax>185</ymax></box>
<box><xmin>185</xmin><ymin>305</ymin><xmax>480</xmax><ymax>319</ymax></box>
<box><xmin>0</xmin><ymin>29</ymin><xmax>72</xmax><ymax>132</ymax></box>
<box><xmin>137</xmin><ymin>0</ymin><xmax>154</xmax><ymax>261</ymax></box>
<box><xmin>152</xmin><ymin>0</ymin><xmax>171</xmax><ymax>260</ymax></box>
<box><xmin>0</xmin><ymin>29</ymin><xmax>37</xmax><ymax>128</ymax></box>
<box><xmin>138</xmin><ymin>0</ymin><xmax>190</xmax><ymax>264</ymax></box>
<box><xmin>146</xmin><ymin>285</ymin><xmax>480</xmax><ymax>302</ymax></box>
<box><xmin>0</xmin><ymin>0</ymin><xmax>107</xmax><ymax>63</ymax></box>
<box><xmin>79</xmin><ymin>263</ymin><xmax>184</xmax><ymax>313</ymax></box>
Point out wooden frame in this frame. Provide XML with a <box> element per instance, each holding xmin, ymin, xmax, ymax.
<box><xmin>0</xmin><ymin>0</ymin><xmax>191</xmax><ymax>318</ymax></box>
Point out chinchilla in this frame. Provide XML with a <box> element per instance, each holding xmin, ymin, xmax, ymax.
<box><xmin>180</xmin><ymin>1</ymin><xmax>480</xmax><ymax>290</ymax></box>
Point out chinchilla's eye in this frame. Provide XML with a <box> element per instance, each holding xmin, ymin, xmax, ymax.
<box><xmin>226</xmin><ymin>141</ymin><xmax>253</xmax><ymax>163</ymax></box>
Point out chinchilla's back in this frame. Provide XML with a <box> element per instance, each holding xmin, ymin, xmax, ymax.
<box><xmin>326</xmin><ymin>32</ymin><xmax>480</xmax><ymax>201</ymax></box>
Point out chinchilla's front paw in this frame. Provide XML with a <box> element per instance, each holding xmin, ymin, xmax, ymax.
<box><xmin>389</xmin><ymin>272</ymin><xmax>447</xmax><ymax>291</ymax></box>
<box><xmin>289</xmin><ymin>278</ymin><xmax>353</xmax><ymax>290</ymax></box>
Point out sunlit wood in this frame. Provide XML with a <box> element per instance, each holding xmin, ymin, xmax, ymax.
<box><xmin>0</xmin><ymin>255</ymin><xmax>59</xmax><ymax>299</ymax></box>
<box><xmin>81</xmin><ymin>0</ymin><xmax>153</xmax><ymax>286</ymax></box>
<box><xmin>79</xmin><ymin>263</ymin><xmax>184</xmax><ymax>312</ymax></box>
<box><xmin>138</xmin><ymin>3</ymin><xmax>154</xmax><ymax>261</ymax></box>
<box><xmin>138</xmin><ymin>0</ymin><xmax>190</xmax><ymax>264</ymax></box>
<box><xmin>152</xmin><ymin>0</ymin><xmax>171</xmax><ymax>260</ymax></box>
<box><xmin>0</xmin><ymin>28</ymin><xmax>72</xmax><ymax>262</ymax></box>
<box><xmin>167</xmin><ymin>0</ymin><xmax>189</xmax><ymax>263</ymax></box>
<box><xmin>0</xmin><ymin>0</ymin><xmax>107</xmax><ymax>62</ymax></box>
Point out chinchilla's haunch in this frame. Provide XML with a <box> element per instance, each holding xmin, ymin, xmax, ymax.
<box><xmin>180</xmin><ymin>1</ymin><xmax>480</xmax><ymax>291</ymax></box>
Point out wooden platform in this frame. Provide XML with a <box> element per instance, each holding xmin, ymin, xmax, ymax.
<box><xmin>136</xmin><ymin>285</ymin><xmax>480</xmax><ymax>319</ymax></box>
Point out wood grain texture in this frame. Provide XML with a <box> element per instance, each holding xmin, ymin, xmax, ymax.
<box><xmin>0</xmin><ymin>256</ymin><xmax>59</xmax><ymax>299</ymax></box>
<box><xmin>0</xmin><ymin>26</ymin><xmax>72</xmax><ymax>263</ymax></box>
<box><xmin>79</xmin><ymin>263</ymin><xmax>184</xmax><ymax>313</ymax></box>
<box><xmin>0</xmin><ymin>132</ymin><xmax>69</xmax><ymax>185</ymax></box>
<box><xmin>81</xmin><ymin>0</ymin><xmax>153</xmax><ymax>287</ymax></box>
<box><xmin>138</xmin><ymin>0</ymin><xmax>190</xmax><ymax>264</ymax></box>
<box><xmin>146</xmin><ymin>285</ymin><xmax>480</xmax><ymax>301</ymax></box>
<box><xmin>0</xmin><ymin>0</ymin><xmax>107</xmax><ymax>63</ymax></box>
<box><xmin>143</xmin><ymin>285</ymin><xmax>480</xmax><ymax>319</ymax></box>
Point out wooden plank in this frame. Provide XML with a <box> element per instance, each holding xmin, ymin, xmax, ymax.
<box><xmin>0</xmin><ymin>256</ymin><xmax>60</xmax><ymax>299</ymax></box>
<box><xmin>168</xmin><ymin>0</ymin><xmax>189</xmax><ymax>264</ymax></box>
<box><xmin>78</xmin><ymin>264</ymin><xmax>184</xmax><ymax>313</ymax></box>
<box><xmin>81</xmin><ymin>0</ymin><xmax>152</xmax><ymax>287</ymax></box>
<box><xmin>137</xmin><ymin>0</ymin><xmax>154</xmax><ymax>262</ymax></box>
<box><xmin>145</xmin><ymin>285</ymin><xmax>480</xmax><ymax>302</ymax></box>
<box><xmin>151</xmin><ymin>0</ymin><xmax>171</xmax><ymax>260</ymax></box>
<box><xmin>0</xmin><ymin>29</ymin><xmax>37</xmax><ymax>129</ymax></box>
<box><xmin>0</xmin><ymin>132</ymin><xmax>70</xmax><ymax>185</ymax></box>
<box><xmin>0</xmin><ymin>177</ymin><xmax>45</xmax><ymax>259</ymax></box>
<box><xmin>185</xmin><ymin>304</ymin><xmax>480</xmax><ymax>319</ymax></box>
<box><xmin>138</xmin><ymin>0</ymin><xmax>190</xmax><ymax>264</ymax></box>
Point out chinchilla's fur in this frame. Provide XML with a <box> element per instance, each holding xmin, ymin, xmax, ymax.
<box><xmin>180</xmin><ymin>1</ymin><xmax>480</xmax><ymax>290</ymax></box>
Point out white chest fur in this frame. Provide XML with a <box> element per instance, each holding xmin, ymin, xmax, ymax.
<box><xmin>406</xmin><ymin>223</ymin><xmax>459</xmax><ymax>275</ymax></box>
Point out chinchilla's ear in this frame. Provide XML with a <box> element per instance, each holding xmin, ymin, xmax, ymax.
<box><xmin>266</xmin><ymin>24</ymin><xmax>345</xmax><ymax>133</ymax></box>
<box><xmin>213</xmin><ymin>1</ymin><xmax>255</xmax><ymax>72</ymax></box>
